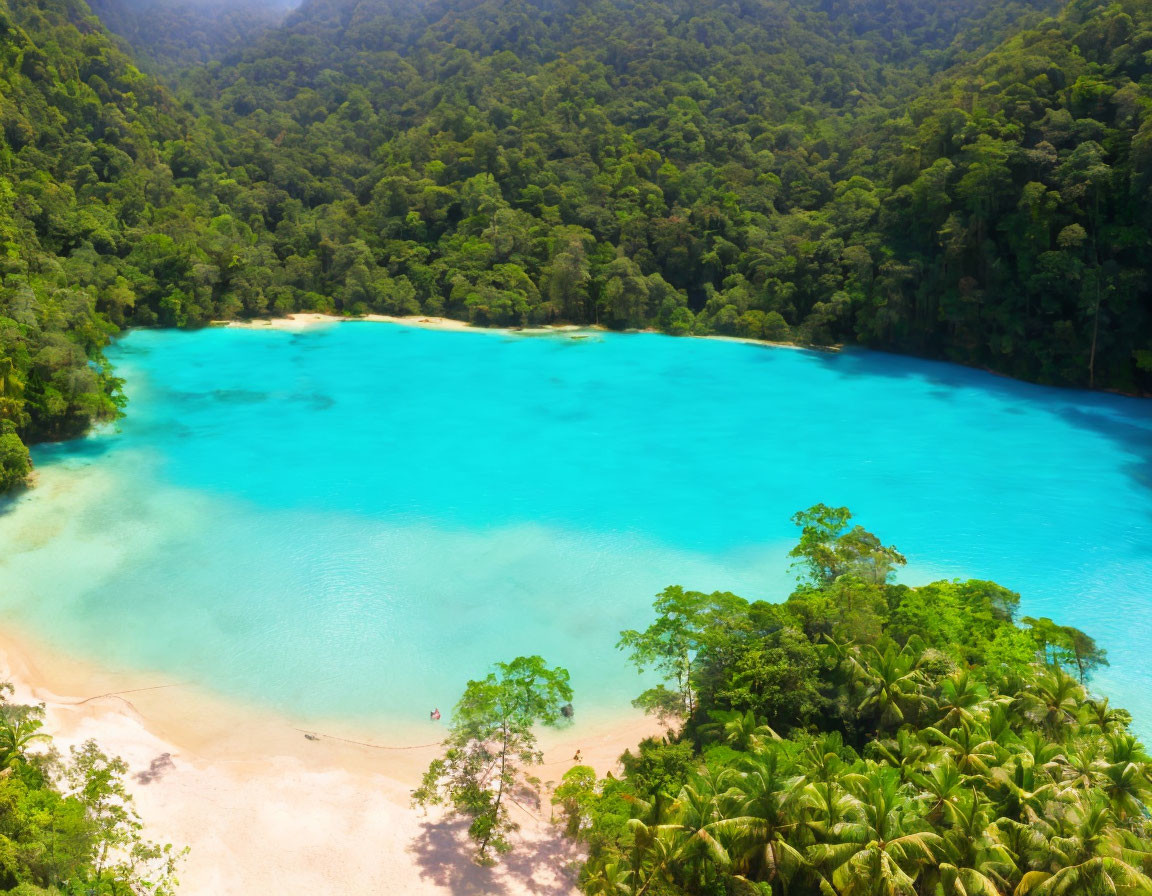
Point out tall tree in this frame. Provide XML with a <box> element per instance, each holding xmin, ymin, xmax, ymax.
<box><xmin>414</xmin><ymin>655</ymin><xmax>573</xmax><ymax>863</ymax></box>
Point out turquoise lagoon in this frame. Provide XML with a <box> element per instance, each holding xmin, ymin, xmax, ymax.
<box><xmin>1</xmin><ymin>323</ymin><xmax>1150</xmax><ymax>736</ymax></box>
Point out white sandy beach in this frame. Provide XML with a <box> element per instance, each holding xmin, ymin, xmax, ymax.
<box><xmin>0</xmin><ymin>631</ymin><xmax>664</xmax><ymax>895</ymax></box>
<box><xmin>218</xmin><ymin>311</ymin><xmax>835</xmax><ymax>352</ymax></box>
<box><xmin>220</xmin><ymin>312</ymin><xmax>481</xmax><ymax>332</ymax></box>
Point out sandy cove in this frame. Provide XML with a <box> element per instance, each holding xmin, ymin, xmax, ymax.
<box><xmin>0</xmin><ymin>630</ymin><xmax>665</xmax><ymax>895</ymax></box>
<box><xmin>14</xmin><ymin>308</ymin><xmax>793</xmax><ymax>892</ymax></box>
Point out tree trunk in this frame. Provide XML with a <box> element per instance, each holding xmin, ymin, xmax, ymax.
<box><xmin>478</xmin><ymin>721</ymin><xmax>511</xmax><ymax>859</ymax></box>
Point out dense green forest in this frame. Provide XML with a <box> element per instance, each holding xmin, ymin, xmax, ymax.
<box><xmin>1</xmin><ymin>0</ymin><xmax>1152</xmax><ymax>494</ymax></box>
<box><xmin>553</xmin><ymin>506</ymin><xmax>1151</xmax><ymax>896</ymax></box>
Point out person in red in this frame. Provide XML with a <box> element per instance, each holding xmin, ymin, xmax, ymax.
<box><xmin>430</xmin><ymin>708</ymin><xmax>441</xmax><ymax>721</ymax></box>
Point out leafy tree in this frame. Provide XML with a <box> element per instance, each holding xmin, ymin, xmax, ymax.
<box><xmin>618</xmin><ymin>587</ymin><xmax>747</xmax><ymax>722</ymax></box>
<box><xmin>413</xmin><ymin>655</ymin><xmax>573</xmax><ymax>863</ymax></box>
<box><xmin>0</xmin><ymin>431</ymin><xmax>31</xmax><ymax>492</ymax></box>
<box><xmin>789</xmin><ymin>505</ymin><xmax>906</xmax><ymax>586</ymax></box>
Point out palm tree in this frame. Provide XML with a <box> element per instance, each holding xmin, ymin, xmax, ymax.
<box><xmin>1019</xmin><ymin>668</ymin><xmax>1082</xmax><ymax>739</ymax></box>
<box><xmin>0</xmin><ymin>714</ymin><xmax>48</xmax><ymax>768</ymax></box>
<box><xmin>989</xmin><ymin>758</ymin><xmax>1058</xmax><ymax>824</ymax></box>
<box><xmin>993</xmin><ymin>817</ymin><xmax>1050</xmax><ymax>888</ymax></box>
<box><xmin>622</xmin><ymin>817</ymin><xmax>684</xmax><ymax>896</ymax></box>
<box><xmin>1060</xmin><ymin>741</ymin><xmax>1104</xmax><ymax>793</ymax></box>
<box><xmin>1104</xmin><ymin>733</ymin><xmax>1149</xmax><ymax>767</ymax></box>
<box><xmin>1098</xmin><ymin>757</ymin><xmax>1150</xmax><ymax>822</ymax></box>
<box><xmin>854</xmin><ymin>646</ymin><xmax>929</xmax><ymax>732</ymax></box>
<box><xmin>871</xmin><ymin>728</ymin><xmax>934</xmax><ymax>785</ymax></box>
<box><xmin>985</xmin><ymin>702</ymin><xmax>1021</xmax><ymax>752</ymax></box>
<box><xmin>700</xmin><ymin>709</ymin><xmax>781</xmax><ymax>751</ymax></box>
<box><xmin>914</xmin><ymin>757</ymin><xmax>967</xmax><ymax>825</ymax></box>
<box><xmin>799</xmin><ymin>732</ymin><xmax>856</xmax><ymax>785</ymax></box>
<box><xmin>624</xmin><ymin>770</ymin><xmax>734</xmax><ymax>896</ymax></box>
<box><xmin>809</xmin><ymin>766</ymin><xmax>942</xmax><ymax>896</ymax></box>
<box><xmin>934</xmin><ymin>670</ymin><xmax>990</xmax><ymax>731</ymax></box>
<box><xmin>1080</xmin><ymin>698</ymin><xmax>1131</xmax><ymax>735</ymax></box>
<box><xmin>715</xmin><ymin>747</ymin><xmax>810</xmax><ymax>893</ymax></box>
<box><xmin>923</xmin><ymin>724</ymin><xmax>1000</xmax><ymax>777</ymax></box>
<box><xmin>583</xmin><ymin>860</ymin><xmax>633</xmax><ymax>895</ymax></box>
<box><xmin>1014</xmin><ymin>730</ymin><xmax>1066</xmax><ymax>772</ymax></box>
<box><xmin>1015</xmin><ymin>796</ymin><xmax>1152</xmax><ymax>895</ymax></box>
<box><xmin>935</xmin><ymin>790</ymin><xmax>1015</xmax><ymax>896</ymax></box>
<box><xmin>800</xmin><ymin>778</ymin><xmax>860</xmax><ymax>845</ymax></box>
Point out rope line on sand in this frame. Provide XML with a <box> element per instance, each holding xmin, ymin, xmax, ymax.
<box><xmin>68</xmin><ymin>683</ymin><xmax>190</xmax><ymax>706</ymax></box>
<box><xmin>293</xmin><ymin>728</ymin><xmax>445</xmax><ymax>750</ymax></box>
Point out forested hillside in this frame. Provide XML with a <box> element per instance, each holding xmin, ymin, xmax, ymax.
<box><xmin>0</xmin><ymin>0</ymin><xmax>298</xmax><ymax>489</ymax></box>
<box><xmin>2</xmin><ymin>0</ymin><xmax>1152</xmax><ymax>492</ymax></box>
<box><xmin>0</xmin><ymin>0</ymin><xmax>238</xmax><ymax>487</ymax></box>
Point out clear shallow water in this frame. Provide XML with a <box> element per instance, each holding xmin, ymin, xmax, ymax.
<box><xmin>1</xmin><ymin>324</ymin><xmax>1150</xmax><ymax>735</ymax></box>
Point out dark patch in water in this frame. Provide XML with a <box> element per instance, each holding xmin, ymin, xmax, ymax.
<box><xmin>110</xmin><ymin>343</ymin><xmax>151</xmax><ymax>357</ymax></box>
<box><xmin>1056</xmin><ymin>408</ymin><xmax>1152</xmax><ymax>503</ymax></box>
<box><xmin>531</xmin><ymin>404</ymin><xmax>587</xmax><ymax>423</ymax></box>
<box><xmin>812</xmin><ymin>347</ymin><xmax>1152</xmax><ymax>494</ymax></box>
<box><xmin>150</xmin><ymin>420</ymin><xmax>195</xmax><ymax>440</ymax></box>
<box><xmin>213</xmin><ymin>389</ymin><xmax>269</xmax><ymax>404</ymax></box>
<box><xmin>289</xmin><ymin>331</ymin><xmax>335</xmax><ymax>349</ymax></box>
<box><xmin>0</xmin><ymin>489</ymin><xmax>23</xmax><ymax>517</ymax></box>
<box><xmin>32</xmin><ymin>437</ymin><xmax>117</xmax><ymax>464</ymax></box>
<box><xmin>166</xmin><ymin>389</ymin><xmax>269</xmax><ymax>405</ymax></box>
<box><xmin>302</xmin><ymin>393</ymin><xmax>336</xmax><ymax>411</ymax></box>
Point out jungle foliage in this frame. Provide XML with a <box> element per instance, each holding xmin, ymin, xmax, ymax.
<box><xmin>561</xmin><ymin>506</ymin><xmax>1143</xmax><ymax>896</ymax></box>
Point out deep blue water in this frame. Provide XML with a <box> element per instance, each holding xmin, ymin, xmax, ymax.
<box><xmin>1</xmin><ymin>324</ymin><xmax>1149</xmax><ymax>736</ymax></box>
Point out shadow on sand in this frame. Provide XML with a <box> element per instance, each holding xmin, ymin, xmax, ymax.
<box><xmin>407</xmin><ymin>806</ymin><xmax>584</xmax><ymax>896</ymax></box>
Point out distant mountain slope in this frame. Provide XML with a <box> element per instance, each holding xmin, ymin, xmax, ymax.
<box><xmin>86</xmin><ymin>0</ymin><xmax>292</xmax><ymax>71</ymax></box>
<box><xmin>174</xmin><ymin>0</ymin><xmax>1150</xmax><ymax>390</ymax></box>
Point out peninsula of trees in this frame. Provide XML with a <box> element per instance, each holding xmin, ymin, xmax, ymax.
<box><xmin>558</xmin><ymin>506</ymin><xmax>1147</xmax><ymax>896</ymax></box>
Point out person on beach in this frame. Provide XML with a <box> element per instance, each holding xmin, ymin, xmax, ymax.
<box><xmin>430</xmin><ymin>708</ymin><xmax>441</xmax><ymax>721</ymax></box>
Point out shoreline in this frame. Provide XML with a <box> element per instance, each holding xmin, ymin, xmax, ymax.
<box><xmin>0</xmin><ymin>625</ymin><xmax>665</xmax><ymax>894</ymax></box>
<box><xmin>214</xmin><ymin>312</ymin><xmax>1148</xmax><ymax>394</ymax></box>
<box><xmin>214</xmin><ymin>311</ymin><xmax>839</xmax><ymax>353</ymax></box>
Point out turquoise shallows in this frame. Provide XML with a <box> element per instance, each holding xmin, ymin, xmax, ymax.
<box><xmin>1</xmin><ymin>324</ymin><xmax>1150</xmax><ymax>735</ymax></box>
